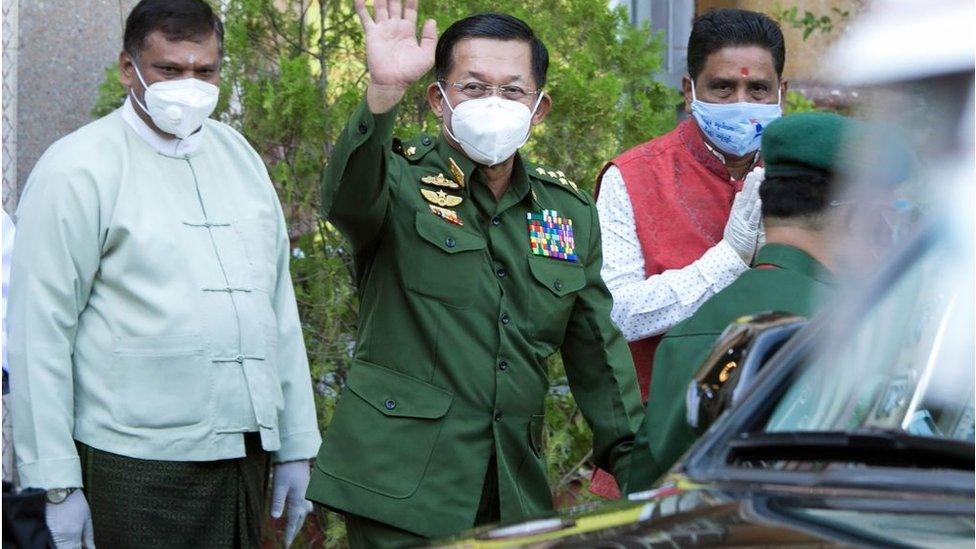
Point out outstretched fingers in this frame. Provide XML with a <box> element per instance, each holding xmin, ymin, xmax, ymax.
<box><xmin>403</xmin><ymin>0</ymin><xmax>418</xmax><ymax>25</ymax></box>
<box><xmin>354</xmin><ymin>0</ymin><xmax>374</xmax><ymax>28</ymax></box>
<box><xmin>374</xmin><ymin>0</ymin><xmax>390</xmax><ymax>22</ymax></box>
<box><xmin>419</xmin><ymin>18</ymin><xmax>438</xmax><ymax>55</ymax></box>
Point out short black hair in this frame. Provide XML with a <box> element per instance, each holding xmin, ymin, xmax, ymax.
<box><xmin>687</xmin><ymin>9</ymin><xmax>785</xmax><ymax>81</ymax></box>
<box><xmin>760</xmin><ymin>171</ymin><xmax>834</xmax><ymax>228</ymax></box>
<box><xmin>435</xmin><ymin>13</ymin><xmax>549</xmax><ymax>88</ymax></box>
<box><xmin>124</xmin><ymin>0</ymin><xmax>224</xmax><ymax>58</ymax></box>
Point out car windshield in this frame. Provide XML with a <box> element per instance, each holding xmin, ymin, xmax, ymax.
<box><xmin>764</xmin><ymin>231</ymin><xmax>974</xmax><ymax>442</ymax></box>
<box><xmin>757</xmin><ymin>70</ymin><xmax>975</xmax><ymax>447</ymax></box>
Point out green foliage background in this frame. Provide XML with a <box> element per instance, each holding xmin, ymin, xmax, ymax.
<box><xmin>91</xmin><ymin>1</ymin><xmax>681</xmax><ymax>545</ymax></box>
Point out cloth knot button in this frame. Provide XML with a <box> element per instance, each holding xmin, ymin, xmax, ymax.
<box><xmin>358</xmin><ymin>122</ymin><xmax>368</xmax><ymax>134</ymax></box>
<box><xmin>496</xmin><ymin>267</ymin><xmax>507</xmax><ymax>278</ymax></box>
<box><xmin>498</xmin><ymin>361</ymin><xmax>509</xmax><ymax>371</ymax></box>
<box><xmin>445</xmin><ymin>237</ymin><xmax>456</xmax><ymax>248</ymax></box>
<box><xmin>491</xmin><ymin>216</ymin><xmax>501</xmax><ymax>226</ymax></box>
<box><xmin>384</xmin><ymin>399</ymin><xmax>396</xmax><ymax>410</ymax></box>
<box><xmin>235</xmin><ymin>355</ymin><xmax>244</xmax><ymax>364</ymax></box>
<box><xmin>494</xmin><ymin>411</ymin><xmax>503</xmax><ymax>422</ymax></box>
<box><xmin>554</xmin><ymin>280</ymin><xmax>564</xmax><ymax>291</ymax></box>
<box><xmin>500</xmin><ymin>313</ymin><xmax>511</xmax><ymax>325</ymax></box>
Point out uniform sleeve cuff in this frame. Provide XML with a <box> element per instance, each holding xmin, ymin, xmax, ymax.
<box><xmin>345</xmin><ymin>98</ymin><xmax>399</xmax><ymax>147</ymax></box>
<box><xmin>17</xmin><ymin>456</ymin><xmax>82</xmax><ymax>490</ymax></box>
<box><xmin>272</xmin><ymin>430</ymin><xmax>322</xmax><ymax>463</ymax></box>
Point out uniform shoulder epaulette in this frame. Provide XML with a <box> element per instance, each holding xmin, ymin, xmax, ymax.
<box><xmin>527</xmin><ymin>162</ymin><xmax>590</xmax><ymax>203</ymax></box>
<box><xmin>393</xmin><ymin>134</ymin><xmax>437</xmax><ymax>163</ymax></box>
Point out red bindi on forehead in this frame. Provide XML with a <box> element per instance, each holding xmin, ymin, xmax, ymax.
<box><xmin>740</xmin><ymin>67</ymin><xmax>750</xmax><ymax>76</ymax></box>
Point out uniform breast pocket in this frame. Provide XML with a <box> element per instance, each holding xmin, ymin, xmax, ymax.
<box><xmin>526</xmin><ymin>255</ymin><xmax>586</xmax><ymax>344</ymax></box>
<box><xmin>235</xmin><ymin>217</ymin><xmax>279</xmax><ymax>292</ymax></box>
<box><xmin>402</xmin><ymin>212</ymin><xmax>487</xmax><ymax>309</ymax></box>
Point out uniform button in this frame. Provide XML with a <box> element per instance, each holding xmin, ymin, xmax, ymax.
<box><xmin>500</xmin><ymin>313</ymin><xmax>511</xmax><ymax>325</ymax></box>
<box><xmin>494</xmin><ymin>411</ymin><xmax>503</xmax><ymax>422</ymax></box>
<box><xmin>422</xmin><ymin>136</ymin><xmax>432</xmax><ymax>146</ymax></box>
<box><xmin>358</xmin><ymin>122</ymin><xmax>368</xmax><ymax>134</ymax></box>
<box><xmin>235</xmin><ymin>355</ymin><xmax>244</xmax><ymax>364</ymax></box>
<box><xmin>445</xmin><ymin>237</ymin><xmax>456</xmax><ymax>248</ymax></box>
<box><xmin>385</xmin><ymin>399</ymin><xmax>397</xmax><ymax>410</ymax></box>
<box><xmin>498</xmin><ymin>361</ymin><xmax>509</xmax><ymax>371</ymax></box>
<box><xmin>491</xmin><ymin>216</ymin><xmax>501</xmax><ymax>226</ymax></box>
<box><xmin>554</xmin><ymin>279</ymin><xmax>564</xmax><ymax>291</ymax></box>
<box><xmin>495</xmin><ymin>267</ymin><xmax>507</xmax><ymax>278</ymax></box>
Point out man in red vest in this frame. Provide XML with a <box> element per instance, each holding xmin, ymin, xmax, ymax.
<box><xmin>591</xmin><ymin>8</ymin><xmax>787</xmax><ymax>497</ymax></box>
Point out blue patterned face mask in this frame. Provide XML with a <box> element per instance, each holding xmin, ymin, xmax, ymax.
<box><xmin>690</xmin><ymin>85</ymin><xmax>782</xmax><ymax>158</ymax></box>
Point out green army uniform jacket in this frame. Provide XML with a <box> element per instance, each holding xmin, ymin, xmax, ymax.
<box><xmin>628</xmin><ymin>244</ymin><xmax>835</xmax><ymax>492</ymax></box>
<box><xmin>305</xmin><ymin>100</ymin><xmax>643</xmax><ymax>538</ymax></box>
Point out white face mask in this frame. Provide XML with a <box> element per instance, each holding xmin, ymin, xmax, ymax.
<box><xmin>130</xmin><ymin>59</ymin><xmax>219</xmax><ymax>139</ymax></box>
<box><xmin>438</xmin><ymin>82</ymin><xmax>544</xmax><ymax>166</ymax></box>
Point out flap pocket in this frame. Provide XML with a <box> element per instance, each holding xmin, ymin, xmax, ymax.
<box><xmin>414</xmin><ymin>212</ymin><xmax>486</xmax><ymax>254</ymax></box>
<box><xmin>527</xmin><ymin>255</ymin><xmax>586</xmax><ymax>297</ymax></box>
<box><xmin>347</xmin><ymin>359</ymin><xmax>454</xmax><ymax>419</ymax></box>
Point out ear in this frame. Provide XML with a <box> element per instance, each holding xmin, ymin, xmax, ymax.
<box><xmin>779</xmin><ymin>78</ymin><xmax>789</xmax><ymax>101</ymax></box>
<box><xmin>530</xmin><ymin>93</ymin><xmax>552</xmax><ymax>126</ymax></box>
<box><xmin>682</xmin><ymin>75</ymin><xmax>694</xmax><ymax>114</ymax></box>
<box><xmin>427</xmin><ymin>82</ymin><xmax>446</xmax><ymax>119</ymax></box>
<box><xmin>119</xmin><ymin>50</ymin><xmax>135</xmax><ymax>89</ymax></box>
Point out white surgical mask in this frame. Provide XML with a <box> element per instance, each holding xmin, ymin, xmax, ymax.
<box><xmin>690</xmin><ymin>84</ymin><xmax>782</xmax><ymax>158</ymax></box>
<box><xmin>438</xmin><ymin>82</ymin><xmax>544</xmax><ymax>166</ymax></box>
<box><xmin>130</xmin><ymin>59</ymin><xmax>219</xmax><ymax>139</ymax></box>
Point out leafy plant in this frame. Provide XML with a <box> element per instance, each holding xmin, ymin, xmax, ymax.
<box><xmin>785</xmin><ymin>89</ymin><xmax>819</xmax><ymax>114</ymax></box>
<box><xmin>772</xmin><ymin>1</ymin><xmax>864</xmax><ymax>41</ymax></box>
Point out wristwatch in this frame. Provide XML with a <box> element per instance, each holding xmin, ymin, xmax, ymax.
<box><xmin>45</xmin><ymin>487</ymin><xmax>78</xmax><ymax>504</ymax></box>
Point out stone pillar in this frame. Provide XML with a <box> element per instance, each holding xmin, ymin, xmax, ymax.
<box><xmin>2</xmin><ymin>0</ymin><xmax>19</xmax><ymax>215</ymax></box>
<box><xmin>15</xmin><ymin>0</ymin><xmax>139</xmax><ymax>196</ymax></box>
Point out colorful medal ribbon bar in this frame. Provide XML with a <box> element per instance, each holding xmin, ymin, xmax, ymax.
<box><xmin>527</xmin><ymin>209</ymin><xmax>577</xmax><ymax>262</ymax></box>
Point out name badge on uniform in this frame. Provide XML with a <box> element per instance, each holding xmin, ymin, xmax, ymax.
<box><xmin>527</xmin><ymin>209</ymin><xmax>577</xmax><ymax>262</ymax></box>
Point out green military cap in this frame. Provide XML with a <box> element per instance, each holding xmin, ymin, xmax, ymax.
<box><xmin>762</xmin><ymin>112</ymin><xmax>854</xmax><ymax>177</ymax></box>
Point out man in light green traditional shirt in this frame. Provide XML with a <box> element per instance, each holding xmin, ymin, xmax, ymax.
<box><xmin>7</xmin><ymin>1</ymin><xmax>320</xmax><ymax>547</ymax></box>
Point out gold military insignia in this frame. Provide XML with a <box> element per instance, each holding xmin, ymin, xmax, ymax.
<box><xmin>421</xmin><ymin>188</ymin><xmax>463</xmax><ymax>208</ymax></box>
<box><xmin>559</xmin><ymin>177</ymin><xmax>580</xmax><ymax>191</ymax></box>
<box><xmin>447</xmin><ymin>157</ymin><xmax>466</xmax><ymax>188</ymax></box>
<box><xmin>420</xmin><ymin>173</ymin><xmax>460</xmax><ymax>189</ymax></box>
<box><xmin>547</xmin><ymin>170</ymin><xmax>558</xmax><ymax>178</ymax></box>
<box><xmin>406</xmin><ymin>146</ymin><xmax>417</xmax><ymax>156</ymax></box>
<box><xmin>556</xmin><ymin>170</ymin><xmax>565</xmax><ymax>178</ymax></box>
<box><xmin>536</xmin><ymin>167</ymin><xmax>546</xmax><ymax>175</ymax></box>
<box><xmin>429</xmin><ymin>204</ymin><xmax>463</xmax><ymax>226</ymax></box>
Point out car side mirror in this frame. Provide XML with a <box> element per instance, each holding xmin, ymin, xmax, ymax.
<box><xmin>686</xmin><ymin>312</ymin><xmax>808</xmax><ymax>435</ymax></box>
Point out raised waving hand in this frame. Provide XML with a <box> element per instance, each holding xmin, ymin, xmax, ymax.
<box><xmin>357</xmin><ymin>0</ymin><xmax>437</xmax><ymax>113</ymax></box>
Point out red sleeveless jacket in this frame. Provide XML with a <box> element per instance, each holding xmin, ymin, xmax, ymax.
<box><xmin>589</xmin><ymin>118</ymin><xmax>744</xmax><ymax>499</ymax></box>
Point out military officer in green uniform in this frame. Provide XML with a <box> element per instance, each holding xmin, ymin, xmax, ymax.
<box><xmin>627</xmin><ymin>112</ymin><xmax>858</xmax><ymax>493</ymax></box>
<box><xmin>305</xmin><ymin>1</ymin><xmax>643</xmax><ymax>546</ymax></box>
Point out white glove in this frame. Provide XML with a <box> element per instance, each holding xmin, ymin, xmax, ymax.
<box><xmin>45</xmin><ymin>490</ymin><xmax>95</xmax><ymax>549</ymax></box>
<box><xmin>270</xmin><ymin>460</ymin><xmax>313</xmax><ymax>548</ymax></box>
<box><xmin>723</xmin><ymin>166</ymin><xmax>765</xmax><ymax>265</ymax></box>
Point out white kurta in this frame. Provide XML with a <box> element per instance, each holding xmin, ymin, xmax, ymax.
<box><xmin>596</xmin><ymin>165</ymin><xmax>747</xmax><ymax>342</ymax></box>
<box><xmin>8</xmin><ymin>106</ymin><xmax>321</xmax><ymax>489</ymax></box>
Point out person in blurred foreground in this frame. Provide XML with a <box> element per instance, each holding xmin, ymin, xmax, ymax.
<box><xmin>7</xmin><ymin>1</ymin><xmax>320</xmax><ymax>546</ymax></box>
<box><xmin>628</xmin><ymin>112</ymin><xmax>857</xmax><ymax>492</ymax></box>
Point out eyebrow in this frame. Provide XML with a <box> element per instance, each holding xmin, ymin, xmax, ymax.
<box><xmin>707</xmin><ymin>76</ymin><xmax>773</xmax><ymax>87</ymax></box>
<box><xmin>465</xmin><ymin>70</ymin><xmax>524</xmax><ymax>84</ymax></box>
<box><xmin>153</xmin><ymin>59</ymin><xmax>219</xmax><ymax>69</ymax></box>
